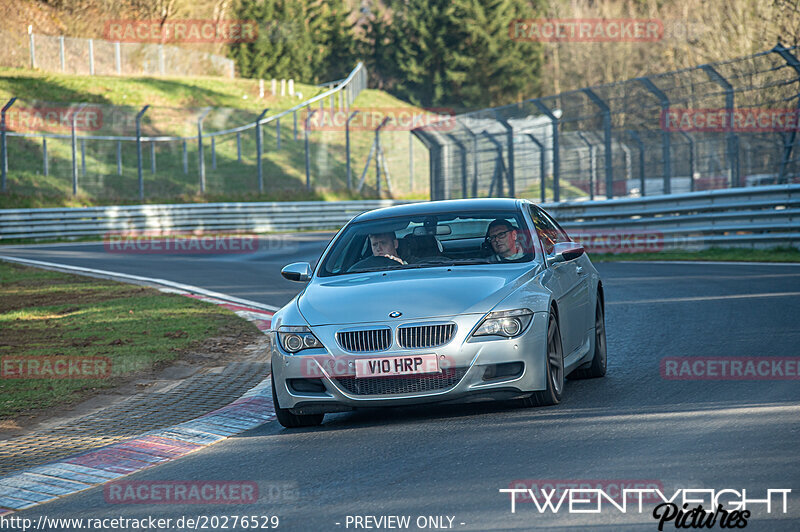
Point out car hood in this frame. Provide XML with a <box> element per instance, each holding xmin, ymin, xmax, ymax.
<box><xmin>297</xmin><ymin>265</ymin><xmax>541</xmax><ymax>325</ymax></box>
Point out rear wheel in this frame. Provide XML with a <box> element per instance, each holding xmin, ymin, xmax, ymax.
<box><xmin>271</xmin><ymin>373</ymin><xmax>324</xmax><ymax>428</ymax></box>
<box><xmin>570</xmin><ymin>299</ymin><xmax>607</xmax><ymax>379</ymax></box>
<box><xmin>521</xmin><ymin>312</ymin><xmax>563</xmax><ymax>407</ymax></box>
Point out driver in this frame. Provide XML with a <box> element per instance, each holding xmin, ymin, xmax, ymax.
<box><xmin>368</xmin><ymin>232</ymin><xmax>406</xmax><ymax>265</ymax></box>
<box><xmin>485</xmin><ymin>219</ymin><xmax>531</xmax><ymax>263</ymax></box>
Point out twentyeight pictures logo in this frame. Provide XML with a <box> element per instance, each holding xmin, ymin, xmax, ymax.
<box><xmin>103</xmin><ymin>20</ymin><xmax>258</xmax><ymax>43</ymax></box>
<box><xmin>509</xmin><ymin>19</ymin><xmax>664</xmax><ymax>42</ymax></box>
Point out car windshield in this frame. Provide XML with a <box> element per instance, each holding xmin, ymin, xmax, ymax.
<box><xmin>318</xmin><ymin>210</ymin><xmax>538</xmax><ymax>277</ymax></box>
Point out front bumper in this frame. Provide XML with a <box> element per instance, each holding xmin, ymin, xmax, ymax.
<box><xmin>271</xmin><ymin>312</ymin><xmax>550</xmax><ymax>414</ymax></box>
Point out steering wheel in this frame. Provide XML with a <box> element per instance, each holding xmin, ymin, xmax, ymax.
<box><xmin>348</xmin><ymin>255</ymin><xmax>402</xmax><ymax>272</ymax></box>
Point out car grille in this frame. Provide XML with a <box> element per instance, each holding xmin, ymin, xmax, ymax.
<box><xmin>397</xmin><ymin>323</ymin><xmax>456</xmax><ymax>349</ymax></box>
<box><xmin>334</xmin><ymin>367</ymin><xmax>468</xmax><ymax>396</ymax></box>
<box><xmin>336</xmin><ymin>328</ymin><xmax>392</xmax><ymax>352</ymax></box>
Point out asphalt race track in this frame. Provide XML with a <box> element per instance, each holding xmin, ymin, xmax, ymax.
<box><xmin>2</xmin><ymin>239</ymin><xmax>800</xmax><ymax>531</ymax></box>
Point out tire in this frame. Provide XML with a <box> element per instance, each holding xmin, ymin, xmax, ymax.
<box><xmin>271</xmin><ymin>373</ymin><xmax>324</xmax><ymax>428</ymax></box>
<box><xmin>570</xmin><ymin>298</ymin><xmax>608</xmax><ymax>380</ymax></box>
<box><xmin>521</xmin><ymin>312</ymin><xmax>564</xmax><ymax>407</ymax></box>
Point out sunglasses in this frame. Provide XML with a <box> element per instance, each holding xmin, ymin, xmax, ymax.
<box><xmin>485</xmin><ymin>229</ymin><xmax>514</xmax><ymax>243</ymax></box>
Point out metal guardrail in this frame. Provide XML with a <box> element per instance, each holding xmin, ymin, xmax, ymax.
<box><xmin>0</xmin><ymin>186</ymin><xmax>797</xmax><ymax>247</ymax></box>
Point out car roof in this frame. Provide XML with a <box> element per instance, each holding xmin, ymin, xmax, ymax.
<box><xmin>353</xmin><ymin>198</ymin><xmax>525</xmax><ymax>222</ymax></box>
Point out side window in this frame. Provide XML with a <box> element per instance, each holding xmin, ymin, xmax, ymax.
<box><xmin>528</xmin><ymin>205</ymin><xmax>568</xmax><ymax>255</ymax></box>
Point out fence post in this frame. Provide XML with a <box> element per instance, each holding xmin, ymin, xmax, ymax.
<box><xmin>182</xmin><ymin>140</ymin><xmax>188</xmax><ymax>174</ymax></box>
<box><xmin>236</xmin><ymin>132</ymin><xmax>241</xmax><ymax>162</ymax></box>
<box><xmin>115</xmin><ymin>42</ymin><xmax>121</xmax><ymax>75</ymax></box>
<box><xmin>447</xmin><ymin>134</ymin><xmax>468</xmax><ymax>199</ymax></box>
<box><xmin>701</xmin><ymin>65</ymin><xmax>739</xmax><ymax>188</ymax></box>
<box><xmin>626</xmin><ymin>130</ymin><xmax>645</xmax><ymax>196</ymax></box>
<box><xmin>1</xmin><ymin>97</ymin><xmax>16</xmax><ymax>192</ymax></box>
<box><xmin>531</xmin><ymin>99</ymin><xmax>560</xmax><ymax>202</ymax></box>
<box><xmin>42</xmin><ymin>137</ymin><xmax>48</xmax><ymax>176</ymax></box>
<box><xmin>582</xmin><ymin>88</ymin><xmax>613</xmax><ymax>199</ymax></box>
<box><xmin>345</xmin><ymin>111</ymin><xmax>359</xmax><ymax>189</ymax></box>
<box><xmin>526</xmin><ymin>134</ymin><xmax>546</xmax><ymax>203</ymax></box>
<box><xmin>59</xmin><ymin>36</ymin><xmax>66</xmax><ymax>72</ymax></box>
<box><xmin>276</xmin><ymin>118</ymin><xmax>281</xmax><ymax>150</ymax></box>
<box><xmin>28</xmin><ymin>27</ymin><xmax>35</xmax><ymax>69</ymax></box>
<box><xmin>304</xmin><ymin>109</ymin><xmax>317</xmax><ymax>190</ymax></box>
<box><xmin>71</xmin><ymin>103</ymin><xmax>87</xmax><ymax>196</ymax></box>
<box><xmin>211</xmin><ymin>137</ymin><xmax>216</xmax><ymax>169</ymax></box>
<box><xmin>637</xmin><ymin>77</ymin><xmax>671</xmax><ymax>194</ymax></box>
<box><xmin>772</xmin><ymin>44</ymin><xmax>800</xmax><ymax>184</ymax></box>
<box><xmin>576</xmin><ymin>131</ymin><xmax>595</xmax><ymax>200</ymax></box>
<box><xmin>88</xmin><ymin>39</ymin><xmax>95</xmax><ymax>76</ymax></box>
<box><xmin>197</xmin><ymin>108</ymin><xmax>212</xmax><ymax>194</ymax></box>
<box><xmin>135</xmin><ymin>105</ymin><xmax>149</xmax><ymax>201</ymax></box>
<box><xmin>150</xmin><ymin>141</ymin><xmax>156</xmax><ymax>174</ymax></box>
<box><xmin>117</xmin><ymin>140</ymin><xmax>122</xmax><ymax>175</ymax></box>
<box><xmin>293</xmin><ymin>111</ymin><xmax>298</xmax><ymax>140</ymax></box>
<box><xmin>679</xmin><ymin>131</ymin><xmax>695</xmax><ymax>192</ymax></box>
<box><xmin>255</xmin><ymin>108</ymin><xmax>269</xmax><ymax>193</ymax></box>
<box><xmin>80</xmin><ymin>139</ymin><xmax>86</xmax><ymax>177</ymax></box>
<box><xmin>495</xmin><ymin>112</ymin><xmax>516</xmax><ymax>197</ymax></box>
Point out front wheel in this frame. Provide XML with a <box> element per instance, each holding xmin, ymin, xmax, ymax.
<box><xmin>520</xmin><ymin>312</ymin><xmax>564</xmax><ymax>407</ymax></box>
<box><xmin>570</xmin><ymin>299</ymin><xmax>607</xmax><ymax>379</ymax></box>
<box><xmin>271</xmin><ymin>373</ymin><xmax>324</xmax><ymax>428</ymax></box>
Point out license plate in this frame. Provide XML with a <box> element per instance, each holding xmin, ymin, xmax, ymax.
<box><xmin>354</xmin><ymin>354</ymin><xmax>440</xmax><ymax>378</ymax></box>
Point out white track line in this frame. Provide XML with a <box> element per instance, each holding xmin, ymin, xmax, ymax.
<box><xmin>0</xmin><ymin>255</ymin><xmax>280</xmax><ymax>311</ymax></box>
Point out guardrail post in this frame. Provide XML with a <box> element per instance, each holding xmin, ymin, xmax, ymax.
<box><xmin>346</xmin><ymin>111</ymin><xmax>359</xmax><ymax>189</ymax></box>
<box><xmin>495</xmin><ymin>112</ymin><xmax>516</xmax><ymax>197</ymax></box>
<box><xmin>135</xmin><ymin>105</ymin><xmax>149</xmax><ymax>200</ymax></box>
<box><xmin>582</xmin><ymin>88</ymin><xmax>613</xmax><ymax>198</ymax></box>
<box><xmin>772</xmin><ymin>44</ymin><xmax>800</xmax><ymax>184</ymax></box>
<box><xmin>627</xmin><ymin>130</ymin><xmax>646</xmax><ymax>196</ymax></box>
<box><xmin>531</xmin><ymin>99</ymin><xmax>560</xmax><ymax>202</ymax></box>
<box><xmin>701</xmin><ymin>65</ymin><xmax>739</xmax><ymax>188</ymax></box>
<box><xmin>526</xmin><ymin>133</ymin><xmax>546</xmax><ymax>203</ymax></box>
<box><xmin>678</xmin><ymin>131</ymin><xmax>695</xmax><ymax>192</ymax></box>
<box><xmin>1</xmin><ymin>97</ymin><xmax>16</xmax><ymax>192</ymax></box>
<box><xmin>576</xmin><ymin>131</ymin><xmax>595</xmax><ymax>200</ymax></box>
<box><xmin>637</xmin><ymin>77</ymin><xmax>671</xmax><ymax>194</ymax></box>
<box><xmin>116</xmin><ymin>140</ymin><xmax>122</xmax><ymax>175</ymax></box>
<box><xmin>304</xmin><ymin>109</ymin><xmax>317</xmax><ymax>190</ymax></box>
<box><xmin>255</xmin><ymin>108</ymin><xmax>269</xmax><ymax>193</ymax></box>
<box><xmin>71</xmin><ymin>103</ymin><xmax>87</xmax><ymax>196</ymax></box>
<box><xmin>197</xmin><ymin>108</ymin><xmax>212</xmax><ymax>194</ymax></box>
<box><xmin>42</xmin><ymin>137</ymin><xmax>48</xmax><ymax>176</ymax></box>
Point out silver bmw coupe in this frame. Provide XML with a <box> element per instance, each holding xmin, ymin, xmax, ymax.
<box><xmin>269</xmin><ymin>198</ymin><xmax>606</xmax><ymax>427</ymax></box>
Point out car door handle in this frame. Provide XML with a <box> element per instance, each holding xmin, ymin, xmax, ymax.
<box><xmin>576</xmin><ymin>266</ymin><xmax>585</xmax><ymax>275</ymax></box>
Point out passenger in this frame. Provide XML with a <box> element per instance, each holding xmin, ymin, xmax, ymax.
<box><xmin>485</xmin><ymin>219</ymin><xmax>530</xmax><ymax>263</ymax></box>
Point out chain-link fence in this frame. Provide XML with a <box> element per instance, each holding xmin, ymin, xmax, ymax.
<box><xmin>414</xmin><ymin>45</ymin><xmax>800</xmax><ymax>202</ymax></box>
<box><xmin>0</xmin><ymin>63</ymin><xmax>434</xmax><ymax>201</ymax></box>
<box><xmin>3</xmin><ymin>29</ymin><xmax>234</xmax><ymax>78</ymax></box>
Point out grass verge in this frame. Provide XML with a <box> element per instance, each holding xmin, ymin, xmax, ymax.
<box><xmin>590</xmin><ymin>246</ymin><xmax>800</xmax><ymax>263</ymax></box>
<box><xmin>0</xmin><ymin>261</ymin><xmax>262</xmax><ymax>420</ymax></box>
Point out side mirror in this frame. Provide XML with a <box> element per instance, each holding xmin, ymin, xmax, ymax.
<box><xmin>281</xmin><ymin>262</ymin><xmax>312</xmax><ymax>282</ymax></box>
<box><xmin>548</xmin><ymin>242</ymin><xmax>585</xmax><ymax>264</ymax></box>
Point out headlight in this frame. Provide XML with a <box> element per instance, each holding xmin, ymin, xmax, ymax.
<box><xmin>472</xmin><ymin>309</ymin><xmax>534</xmax><ymax>338</ymax></box>
<box><xmin>277</xmin><ymin>326</ymin><xmax>324</xmax><ymax>353</ymax></box>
